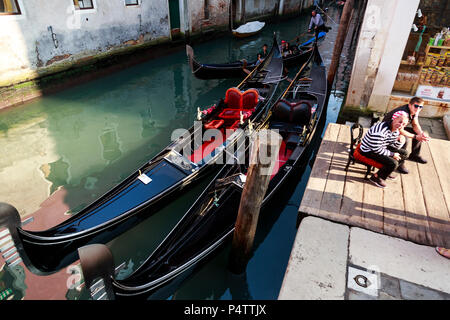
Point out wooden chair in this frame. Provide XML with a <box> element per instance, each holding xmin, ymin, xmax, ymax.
<box><xmin>345</xmin><ymin>123</ymin><xmax>383</xmax><ymax>179</ymax></box>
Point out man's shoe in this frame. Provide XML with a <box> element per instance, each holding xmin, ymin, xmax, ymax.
<box><xmin>409</xmin><ymin>155</ymin><xmax>427</xmax><ymax>164</ymax></box>
<box><xmin>396</xmin><ymin>164</ymin><xmax>409</xmax><ymax>174</ymax></box>
<box><xmin>369</xmin><ymin>175</ymin><xmax>386</xmax><ymax>188</ymax></box>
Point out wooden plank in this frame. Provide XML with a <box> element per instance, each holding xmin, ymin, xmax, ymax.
<box><xmin>319</xmin><ymin>124</ymin><xmax>350</xmax><ymax>221</ymax></box>
<box><xmin>339</xmin><ymin>127</ymin><xmax>367</xmax><ymax>227</ymax></box>
<box><xmin>401</xmin><ymin>160</ymin><xmax>434</xmax><ymax>245</ymax></box>
<box><xmin>299</xmin><ymin>123</ymin><xmax>341</xmax><ymax>216</ymax></box>
<box><xmin>361</xmin><ymin>176</ymin><xmax>384</xmax><ymax>234</ymax></box>
<box><xmin>361</xmin><ymin>128</ymin><xmax>384</xmax><ymax>233</ymax></box>
<box><xmin>382</xmin><ymin>169</ymin><xmax>407</xmax><ymax>239</ymax></box>
<box><xmin>428</xmin><ymin>139</ymin><xmax>450</xmax><ymax>218</ymax></box>
<box><xmin>416</xmin><ymin>142</ymin><xmax>450</xmax><ymax>248</ymax></box>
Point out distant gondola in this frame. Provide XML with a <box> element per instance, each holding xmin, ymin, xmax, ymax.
<box><xmin>0</xmin><ymin>35</ymin><xmax>284</xmax><ymax>275</ymax></box>
<box><xmin>186</xmin><ymin>32</ymin><xmax>326</xmax><ymax>80</ymax></box>
<box><xmin>78</xmin><ymin>41</ymin><xmax>327</xmax><ymax>299</ymax></box>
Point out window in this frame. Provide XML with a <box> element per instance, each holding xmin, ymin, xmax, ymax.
<box><xmin>125</xmin><ymin>0</ymin><xmax>139</xmax><ymax>5</ymax></box>
<box><xmin>0</xmin><ymin>0</ymin><xmax>21</xmax><ymax>15</ymax></box>
<box><xmin>73</xmin><ymin>0</ymin><xmax>94</xmax><ymax>10</ymax></box>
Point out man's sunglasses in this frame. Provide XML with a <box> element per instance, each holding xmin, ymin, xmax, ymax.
<box><xmin>414</xmin><ymin>104</ymin><xmax>423</xmax><ymax>109</ymax></box>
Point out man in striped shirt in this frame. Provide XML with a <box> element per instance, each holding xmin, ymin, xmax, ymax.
<box><xmin>360</xmin><ymin>111</ymin><xmax>410</xmax><ymax>188</ymax></box>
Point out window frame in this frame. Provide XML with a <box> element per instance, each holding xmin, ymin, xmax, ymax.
<box><xmin>0</xmin><ymin>0</ymin><xmax>22</xmax><ymax>16</ymax></box>
<box><xmin>124</xmin><ymin>0</ymin><xmax>139</xmax><ymax>6</ymax></box>
<box><xmin>73</xmin><ymin>0</ymin><xmax>94</xmax><ymax>10</ymax></box>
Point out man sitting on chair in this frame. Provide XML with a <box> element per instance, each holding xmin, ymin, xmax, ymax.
<box><xmin>382</xmin><ymin>96</ymin><xmax>430</xmax><ymax>174</ymax></box>
<box><xmin>359</xmin><ymin>111</ymin><xmax>410</xmax><ymax>188</ymax></box>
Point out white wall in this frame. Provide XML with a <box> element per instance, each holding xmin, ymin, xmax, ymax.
<box><xmin>345</xmin><ymin>0</ymin><xmax>420</xmax><ymax>113</ymax></box>
<box><xmin>0</xmin><ymin>0</ymin><xmax>170</xmax><ymax>85</ymax></box>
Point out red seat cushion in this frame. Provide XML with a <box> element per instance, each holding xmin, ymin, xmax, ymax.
<box><xmin>204</xmin><ymin>119</ymin><xmax>224</xmax><ymax>129</ymax></box>
<box><xmin>224</xmin><ymin>87</ymin><xmax>242</xmax><ymax>109</ymax></box>
<box><xmin>353</xmin><ymin>144</ymin><xmax>384</xmax><ymax>169</ymax></box>
<box><xmin>230</xmin><ymin>120</ymin><xmax>241</xmax><ymax>130</ymax></box>
<box><xmin>218</xmin><ymin>108</ymin><xmax>242</xmax><ymax>119</ymax></box>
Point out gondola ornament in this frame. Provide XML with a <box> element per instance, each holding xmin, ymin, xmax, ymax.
<box><xmin>197</xmin><ymin>107</ymin><xmax>202</xmax><ymax>121</ymax></box>
<box><xmin>0</xmin><ymin>203</ymin><xmax>43</xmax><ymax>275</ymax></box>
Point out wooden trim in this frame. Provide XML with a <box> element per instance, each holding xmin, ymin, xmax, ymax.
<box><xmin>0</xmin><ymin>0</ymin><xmax>21</xmax><ymax>15</ymax></box>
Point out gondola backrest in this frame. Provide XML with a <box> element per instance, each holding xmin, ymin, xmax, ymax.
<box><xmin>272</xmin><ymin>99</ymin><xmax>312</xmax><ymax>126</ymax></box>
<box><xmin>241</xmin><ymin>89</ymin><xmax>259</xmax><ymax>109</ymax></box>
<box><xmin>225</xmin><ymin>88</ymin><xmax>242</xmax><ymax>109</ymax></box>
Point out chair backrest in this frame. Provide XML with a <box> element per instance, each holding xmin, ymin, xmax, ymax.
<box><xmin>241</xmin><ymin>89</ymin><xmax>259</xmax><ymax>109</ymax></box>
<box><xmin>224</xmin><ymin>87</ymin><xmax>242</xmax><ymax>109</ymax></box>
<box><xmin>272</xmin><ymin>99</ymin><xmax>311</xmax><ymax>125</ymax></box>
<box><xmin>349</xmin><ymin>123</ymin><xmax>363</xmax><ymax>154</ymax></box>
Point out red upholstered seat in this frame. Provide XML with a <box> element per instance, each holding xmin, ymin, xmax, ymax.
<box><xmin>230</xmin><ymin>120</ymin><xmax>241</xmax><ymax>130</ymax></box>
<box><xmin>218</xmin><ymin>108</ymin><xmax>255</xmax><ymax>120</ymax></box>
<box><xmin>204</xmin><ymin>119</ymin><xmax>224</xmax><ymax>129</ymax></box>
<box><xmin>241</xmin><ymin>89</ymin><xmax>259</xmax><ymax>109</ymax></box>
<box><xmin>224</xmin><ymin>87</ymin><xmax>242</xmax><ymax>109</ymax></box>
<box><xmin>353</xmin><ymin>144</ymin><xmax>383</xmax><ymax>169</ymax></box>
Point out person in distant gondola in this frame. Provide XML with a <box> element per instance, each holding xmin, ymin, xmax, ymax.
<box><xmin>307</xmin><ymin>10</ymin><xmax>330</xmax><ymax>36</ymax></box>
<box><xmin>257</xmin><ymin>44</ymin><xmax>268</xmax><ymax>64</ymax></box>
<box><xmin>280</xmin><ymin>40</ymin><xmax>292</xmax><ymax>57</ymax></box>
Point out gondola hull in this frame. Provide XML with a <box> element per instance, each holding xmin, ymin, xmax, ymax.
<box><xmin>107</xmin><ymin>42</ymin><xmax>327</xmax><ymax>299</ymax></box>
<box><xmin>187</xmin><ymin>32</ymin><xmax>326</xmax><ymax>80</ymax></box>
<box><xmin>0</xmin><ymin>36</ymin><xmax>284</xmax><ymax>275</ymax></box>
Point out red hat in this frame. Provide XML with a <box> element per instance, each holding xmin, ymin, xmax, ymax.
<box><xmin>282</xmin><ymin>40</ymin><xmax>286</xmax><ymax>43</ymax></box>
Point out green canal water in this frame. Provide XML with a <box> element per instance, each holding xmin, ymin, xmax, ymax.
<box><xmin>0</xmin><ymin>6</ymin><xmax>347</xmax><ymax>300</ymax></box>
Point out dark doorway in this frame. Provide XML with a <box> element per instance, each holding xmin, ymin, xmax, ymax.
<box><xmin>169</xmin><ymin>0</ymin><xmax>181</xmax><ymax>37</ymax></box>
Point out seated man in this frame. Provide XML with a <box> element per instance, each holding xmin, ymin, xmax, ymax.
<box><xmin>382</xmin><ymin>96</ymin><xmax>430</xmax><ymax>174</ymax></box>
<box><xmin>359</xmin><ymin>111</ymin><xmax>410</xmax><ymax>188</ymax></box>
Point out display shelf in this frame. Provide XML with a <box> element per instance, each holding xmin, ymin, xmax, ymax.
<box><xmin>394</xmin><ymin>43</ymin><xmax>449</xmax><ymax>95</ymax></box>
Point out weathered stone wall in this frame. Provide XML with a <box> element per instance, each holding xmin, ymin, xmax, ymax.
<box><xmin>345</xmin><ymin>0</ymin><xmax>421</xmax><ymax>113</ymax></box>
<box><xmin>0</xmin><ymin>0</ymin><xmax>320</xmax><ymax>110</ymax></box>
<box><xmin>189</xmin><ymin>0</ymin><xmax>230</xmax><ymax>34</ymax></box>
<box><xmin>0</xmin><ymin>0</ymin><xmax>170</xmax><ymax>87</ymax></box>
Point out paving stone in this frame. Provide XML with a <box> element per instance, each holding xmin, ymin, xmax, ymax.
<box><xmin>430</xmin><ymin>119</ymin><xmax>443</xmax><ymax>127</ymax></box>
<box><xmin>378</xmin><ymin>291</ymin><xmax>400</xmax><ymax>300</ymax></box>
<box><xmin>400</xmin><ymin>280</ymin><xmax>448</xmax><ymax>300</ymax></box>
<box><xmin>380</xmin><ymin>274</ymin><xmax>401</xmax><ymax>299</ymax></box>
<box><xmin>347</xmin><ymin>289</ymin><xmax>377</xmax><ymax>300</ymax></box>
<box><xmin>419</xmin><ymin>118</ymin><xmax>433</xmax><ymax>127</ymax></box>
<box><xmin>358</xmin><ymin>116</ymin><xmax>372</xmax><ymax>128</ymax></box>
<box><xmin>349</xmin><ymin>227</ymin><xmax>450</xmax><ymax>294</ymax></box>
<box><xmin>278</xmin><ymin>217</ymin><xmax>349</xmax><ymax>300</ymax></box>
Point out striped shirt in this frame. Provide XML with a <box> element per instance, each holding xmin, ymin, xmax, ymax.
<box><xmin>360</xmin><ymin>121</ymin><xmax>402</xmax><ymax>157</ymax></box>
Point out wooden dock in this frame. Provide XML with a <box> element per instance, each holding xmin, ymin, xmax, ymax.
<box><xmin>299</xmin><ymin>123</ymin><xmax>450</xmax><ymax>248</ymax></box>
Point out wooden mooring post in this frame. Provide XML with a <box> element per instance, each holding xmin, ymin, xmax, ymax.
<box><xmin>228</xmin><ymin>130</ymin><xmax>282</xmax><ymax>274</ymax></box>
<box><xmin>326</xmin><ymin>0</ymin><xmax>354</xmax><ymax>91</ymax></box>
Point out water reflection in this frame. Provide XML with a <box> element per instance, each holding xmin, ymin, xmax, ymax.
<box><xmin>0</xmin><ymin>5</ymin><xmax>347</xmax><ymax>299</ymax></box>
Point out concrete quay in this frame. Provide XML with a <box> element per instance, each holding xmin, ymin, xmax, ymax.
<box><xmin>278</xmin><ymin>216</ymin><xmax>450</xmax><ymax>300</ymax></box>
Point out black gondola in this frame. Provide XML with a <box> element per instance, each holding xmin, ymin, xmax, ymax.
<box><xmin>78</xmin><ymin>41</ymin><xmax>327</xmax><ymax>299</ymax></box>
<box><xmin>0</xmin><ymin>35</ymin><xmax>284</xmax><ymax>275</ymax></box>
<box><xmin>186</xmin><ymin>32</ymin><xmax>326</xmax><ymax>80</ymax></box>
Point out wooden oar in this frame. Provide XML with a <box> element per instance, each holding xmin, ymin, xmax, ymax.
<box><xmin>237</xmin><ymin>56</ymin><xmax>263</xmax><ymax>89</ymax></box>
